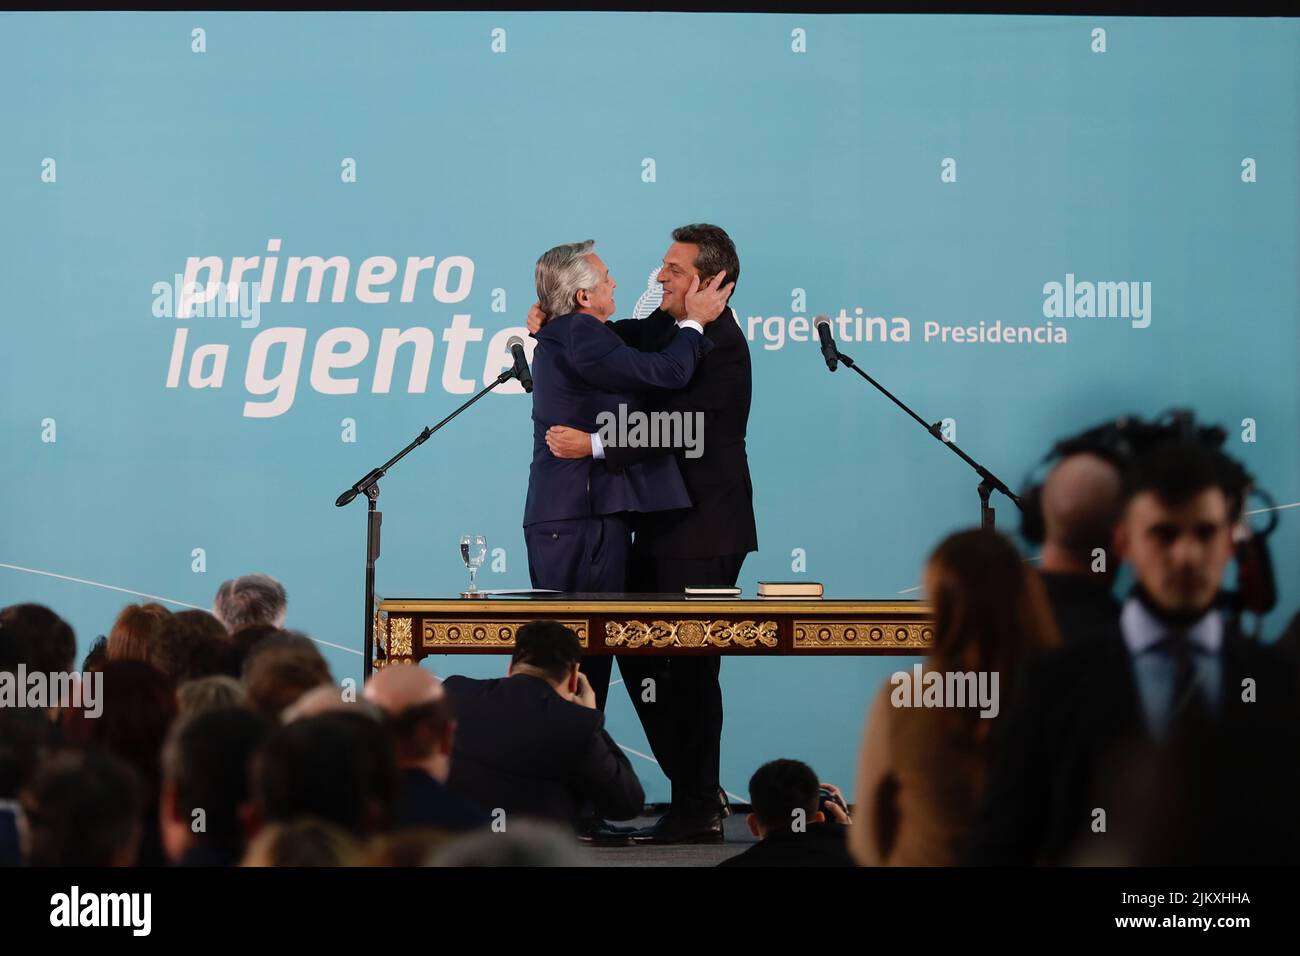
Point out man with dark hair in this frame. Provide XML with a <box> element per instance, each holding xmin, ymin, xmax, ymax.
<box><xmin>251</xmin><ymin>711</ymin><xmax>398</xmax><ymax>839</ymax></box>
<box><xmin>1035</xmin><ymin>452</ymin><xmax>1124</xmax><ymax>644</ymax></box>
<box><xmin>364</xmin><ymin>664</ymin><xmax>489</xmax><ymax>832</ymax></box>
<box><xmin>718</xmin><ymin>760</ymin><xmax>855</xmax><ymax>867</ymax></box>
<box><xmin>19</xmin><ymin>750</ymin><xmax>143</xmax><ymax>866</ymax></box>
<box><xmin>153</xmin><ymin>609</ymin><xmax>236</xmax><ymax>683</ymax></box>
<box><xmin>441</xmin><ymin>621</ymin><xmax>644</xmax><ymax>836</ymax></box>
<box><xmin>241</xmin><ymin>630</ymin><xmax>333</xmax><ymax>718</ymax></box>
<box><xmin>228</xmin><ymin>623</ymin><xmax>281</xmax><ymax>669</ymax></box>
<box><xmin>0</xmin><ymin>603</ymin><xmax>77</xmax><ymax>674</ymax></box>
<box><xmin>536</xmin><ymin>223</ymin><xmax>757</xmax><ymax>844</ymax></box>
<box><xmin>161</xmin><ymin>706</ymin><xmax>271</xmax><ymax>865</ymax></box>
<box><xmin>969</xmin><ymin>439</ymin><xmax>1300</xmax><ymax>864</ymax></box>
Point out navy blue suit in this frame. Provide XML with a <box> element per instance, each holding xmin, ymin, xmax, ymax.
<box><xmin>523</xmin><ymin>311</ymin><xmax>709</xmax><ymax>527</ymax></box>
<box><xmin>522</xmin><ymin>311</ymin><xmax>712</xmax><ymax>714</ymax></box>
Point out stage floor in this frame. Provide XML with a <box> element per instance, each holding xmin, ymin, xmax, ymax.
<box><xmin>579</xmin><ymin>813</ymin><xmax>759</xmax><ymax>867</ymax></box>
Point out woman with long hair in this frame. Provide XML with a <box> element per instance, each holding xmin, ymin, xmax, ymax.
<box><xmin>850</xmin><ymin>529</ymin><xmax>1060</xmax><ymax>866</ymax></box>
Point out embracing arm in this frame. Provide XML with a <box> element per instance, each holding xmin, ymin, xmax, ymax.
<box><xmin>601</xmin><ymin>332</ymin><xmax>746</xmax><ymax>469</ymax></box>
<box><xmin>568</xmin><ymin>315</ymin><xmax>712</xmax><ymax>393</ymax></box>
<box><xmin>607</xmin><ymin>310</ymin><xmax>676</xmax><ymax>350</ymax></box>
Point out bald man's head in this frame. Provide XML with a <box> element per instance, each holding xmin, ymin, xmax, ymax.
<box><xmin>364</xmin><ymin>663</ymin><xmax>443</xmax><ymax>715</ymax></box>
<box><xmin>283</xmin><ymin>683</ymin><xmax>385</xmax><ymax>724</ymax></box>
<box><xmin>1041</xmin><ymin>453</ymin><xmax>1123</xmax><ymax>570</ymax></box>
<box><xmin>364</xmin><ymin>665</ymin><xmax>453</xmax><ymax>768</ymax></box>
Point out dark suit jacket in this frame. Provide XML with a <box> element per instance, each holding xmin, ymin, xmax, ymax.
<box><xmin>967</xmin><ymin>617</ymin><xmax>1300</xmax><ymax>865</ymax></box>
<box><xmin>717</xmin><ymin>823</ymin><xmax>856</xmax><ymax>868</ymax></box>
<box><xmin>396</xmin><ymin>767</ymin><xmax>492</xmax><ymax>833</ymax></box>
<box><xmin>1038</xmin><ymin>571</ymin><xmax>1122</xmax><ymax>645</ymax></box>
<box><xmin>523</xmin><ymin>311</ymin><xmax>710</xmax><ymax>527</ymax></box>
<box><xmin>606</xmin><ymin>307</ymin><xmax>758</xmax><ymax>560</ymax></box>
<box><xmin>442</xmin><ymin>673</ymin><xmax>645</xmax><ymax>827</ymax></box>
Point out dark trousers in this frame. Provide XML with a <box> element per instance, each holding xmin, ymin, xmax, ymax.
<box><xmin>525</xmin><ymin>514</ymin><xmax>629</xmax><ymax>710</ymax></box>
<box><xmin>616</xmin><ymin>547</ymin><xmax>746</xmax><ymax>819</ymax></box>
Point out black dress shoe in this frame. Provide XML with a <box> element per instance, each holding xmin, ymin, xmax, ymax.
<box><xmin>577</xmin><ymin>827</ymin><xmax>634</xmax><ymax>847</ymax></box>
<box><xmin>631</xmin><ymin>812</ymin><xmax>724</xmax><ymax>845</ymax></box>
<box><xmin>576</xmin><ymin>817</ymin><xmax>637</xmax><ymax>846</ymax></box>
<box><xmin>577</xmin><ymin>816</ymin><xmax>639</xmax><ymax>836</ymax></box>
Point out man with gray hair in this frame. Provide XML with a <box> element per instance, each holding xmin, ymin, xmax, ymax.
<box><xmin>523</xmin><ymin>238</ymin><xmax>730</xmax><ymax>679</ymax></box>
<box><xmin>213</xmin><ymin>574</ymin><xmax>287</xmax><ymax>634</ymax></box>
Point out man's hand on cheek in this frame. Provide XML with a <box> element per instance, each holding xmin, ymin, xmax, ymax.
<box><xmin>527</xmin><ymin>302</ymin><xmax>548</xmax><ymax>334</ymax></box>
<box><xmin>546</xmin><ymin>425</ymin><xmax>594</xmax><ymax>459</ymax></box>
<box><xmin>684</xmin><ymin>271</ymin><xmax>734</xmax><ymax>325</ymax></box>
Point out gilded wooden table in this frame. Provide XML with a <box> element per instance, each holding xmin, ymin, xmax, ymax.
<box><xmin>373</xmin><ymin>594</ymin><xmax>933</xmax><ymax>667</ymax></box>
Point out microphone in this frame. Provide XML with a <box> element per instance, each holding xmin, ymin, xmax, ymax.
<box><xmin>506</xmin><ymin>335</ymin><xmax>533</xmax><ymax>393</ymax></box>
<box><xmin>813</xmin><ymin>315</ymin><xmax>838</xmax><ymax>372</ymax></box>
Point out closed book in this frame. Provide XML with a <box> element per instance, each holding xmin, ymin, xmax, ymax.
<box><xmin>684</xmin><ymin>587</ymin><xmax>742</xmax><ymax>597</ymax></box>
<box><xmin>757</xmin><ymin>581</ymin><xmax>824</xmax><ymax>598</ymax></box>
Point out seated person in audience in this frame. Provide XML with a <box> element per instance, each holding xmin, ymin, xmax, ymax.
<box><xmin>228</xmin><ymin>623</ymin><xmax>281</xmax><ymax>670</ymax></box>
<box><xmin>427</xmin><ymin>820</ymin><xmax>588</xmax><ymax>867</ymax></box>
<box><xmin>177</xmin><ymin>675</ymin><xmax>247</xmax><ymax>716</ymax></box>
<box><xmin>242</xmin><ymin>818</ymin><xmax>363</xmax><ymax>867</ymax></box>
<box><xmin>153</xmin><ymin>609</ymin><xmax>236</xmax><ymax>683</ymax></box>
<box><xmin>213</xmin><ymin>574</ymin><xmax>288</xmax><ymax>634</ymax></box>
<box><xmin>242</xmin><ymin>631</ymin><xmax>333</xmax><ymax>718</ymax></box>
<box><xmin>281</xmin><ymin>683</ymin><xmax>384</xmax><ymax>723</ymax></box>
<box><xmin>1035</xmin><ymin>452</ymin><xmax>1124</xmax><ymax>644</ymax></box>
<box><xmin>718</xmin><ymin>759</ymin><xmax>854</xmax><ymax>867</ymax></box>
<box><xmin>442</xmin><ymin>620</ymin><xmax>644</xmax><ymax>831</ymax></box>
<box><xmin>250</xmin><ymin>711</ymin><xmax>398</xmax><ymax>840</ymax></box>
<box><xmin>0</xmin><ymin>602</ymin><xmax>77</xmax><ymax>680</ymax></box>
<box><xmin>82</xmin><ymin>635</ymin><xmax>109</xmax><ymax>671</ymax></box>
<box><xmin>0</xmin><ymin>707</ymin><xmax>54</xmax><ymax>866</ymax></box>
<box><xmin>161</xmin><ymin>706</ymin><xmax>270</xmax><ymax>866</ymax></box>
<box><xmin>364</xmin><ymin>664</ymin><xmax>490</xmax><ymax>832</ymax></box>
<box><xmin>61</xmin><ymin>658</ymin><xmax>178</xmax><ymax>866</ymax></box>
<box><xmin>968</xmin><ymin>440</ymin><xmax>1300</xmax><ymax>865</ymax></box>
<box><xmin>852</xmin><ymin>529</ymin><xmax>1060</xmax><ymax>866</ymax></box>
<box><xmin>365</xmin><ymin>828</ymin><xmax>459</xmax><ymax>867</ymax></box>
<box><xmin>0</xmin><ymin>604</ymin><xmax>80</xmax><ymax>729</ymax></box>
<box><xmin>106</xmin><ymin>602</ymin><xmax>171</xmax><ymax>664</ymax></box>
<box><xmin>19</xmin><ymin>750</ymin><xmax>142</xmax><ymax>866</ymax></box>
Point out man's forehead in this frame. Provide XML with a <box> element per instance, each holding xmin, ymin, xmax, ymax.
<box><xmin>662</xmin><ymin>242</ymin><xmax>699</xmax><ymax>269</ymax></box>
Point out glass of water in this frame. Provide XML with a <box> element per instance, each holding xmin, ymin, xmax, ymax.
<box><xmin>460</xmin><ymin>534</ymin><xmax>487</xmax><ymax>594</ymax></box>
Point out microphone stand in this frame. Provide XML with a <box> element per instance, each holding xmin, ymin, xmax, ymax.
<box><xmin>828</xmin><ymin>348</ymin><xmax>1022</xmax><ymax>530</ymax></box>
<box><xmin>336</xmin><ymin>366</ymin><xmax>525</xmax><ymax>680</ymax></box>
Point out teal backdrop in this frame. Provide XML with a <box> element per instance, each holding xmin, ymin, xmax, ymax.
<box><xmin>2</xmin><ymin>12</ymin><xmax>1296</xmax><ymax>802</ymax></box>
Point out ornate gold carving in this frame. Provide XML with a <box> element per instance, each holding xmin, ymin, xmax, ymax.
<box><xmin>423</xmin><ymin>620</ymin><xmax>589</xmax><ymax>649</ymax></box>
<box><xmin>604</xmin><ymin>619</ymin><xmax>778</xmax><ymax>649</ymax></box>
<box><xmin>389</xmin><ymin>616</ymin><xmax>413</xmax><ymax>657</ymax></box>
<box><xmin>792</xmin><ymin>621</ymin><xmax>933</xmax><ymax>649</ymax></box>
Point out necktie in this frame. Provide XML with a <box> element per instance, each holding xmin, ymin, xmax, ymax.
<box><xmin>1153</xmin><ymin>630</ymin><xmax>1213</xmax><ymax>738</ymax></box>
